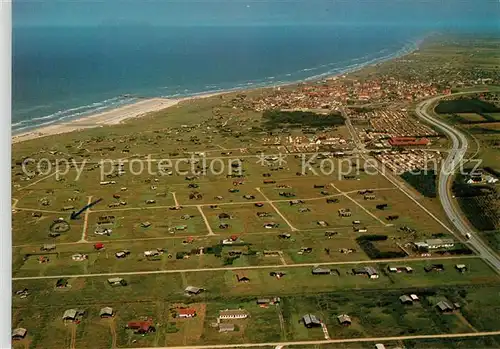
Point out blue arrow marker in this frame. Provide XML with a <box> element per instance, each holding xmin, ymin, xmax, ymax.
<box><xmin>70</xmin><ymin>198</ymin><xmax>103</xmax><ymax>220</ymax></box>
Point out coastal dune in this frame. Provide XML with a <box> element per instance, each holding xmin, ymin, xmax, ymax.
<box><xmin>12</xmin><ymin>91</ymin><xmax>227</xmax><ymax>144</ymax></box>
<box><xmin>12</xmin><ymin>97</ymin><xmax>181</xmax><ymax>144</ymax></box>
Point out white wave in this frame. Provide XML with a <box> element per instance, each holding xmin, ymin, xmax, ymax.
<box><xmin>12</xmin><ymin>95</ymin><xmax>138</xmax><ymax>131</ymax></box>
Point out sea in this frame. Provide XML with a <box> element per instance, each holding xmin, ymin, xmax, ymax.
<box><xmin>13</xmin><ymin>24</ymin><xmax>427</xmax><ymax>133</ymax></box>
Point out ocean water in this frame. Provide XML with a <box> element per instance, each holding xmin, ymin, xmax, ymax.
<box><xmin>12</xmin><ymin>25</ymin><xmax>425</xmax><ymax>133</ymax></box>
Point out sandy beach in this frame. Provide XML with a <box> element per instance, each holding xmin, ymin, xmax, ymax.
<box><xmin>11</xmin><ymin>93</ymin><xmax>223</xmax><ymax>144</ymax></box>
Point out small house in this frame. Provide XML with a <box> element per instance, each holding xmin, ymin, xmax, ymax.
<box><xmin>353</xmin><ymin>267</ymin><xmax>379</xmax><ymax>279</ymax></box>
<box><xmin>12</xmin><ymin>328</ymin><xmax>27</xmax><ymax>340</ymax></box>
<box><xmin>99</xmin><ymin>307</ymin><xmax>114</xmax><ymax>318</ymax></box>
<box><xmin>338</xmin><ymin>208</ymin><xmax>352</xmax><ymax>217</ymax></box>
<box><xmin>56</xmin><ymin>278</ymin><xmax>68</xmax><ymax>288</ymax></box>
<box><xmin>178</xmin><ymin>308</ymin><xmax>197</xmax><ymax>318</ymax></box>
<box><xmin>337</xmin><ymin>314</ymin><xmax>351</xmax><ymax>326</ymax></box>
<box><xmin>71</xmin><ymin>253</ymin><xmax>88</xmax><ymax>262</ymax></box>
<box><xmin>410</xmin><ymin>294</ymin><xmax>419</xmax><ymax>301</ymax></box>
<box><xmin>424</xmin><ymin>264</ymin><xmax>445</xmax><ymax>273</ymax></box>
<box><xmin>422</xmin><ymin>238</ymin><xmax>455</xmax><ymax>249</ymax></box>
<box><xmin>115</xmin><ymin>250</ymin><xmax>131</xmax><ymax>258</ymax></box>
<box><xmin>263</xmin><ymin>250</ymin><xmax>280</xmax><ymax>257</ymax></box>
<box><xmin>94</xmin><ymin>243</ymin><xmax>105</xmax><ymax>250</ymax></box>
<box><xmin>436</xmin><ymin>300</ymin><xmax>454</xmax><ymax>313</ymax></box>
<box><xmin>62</xmin><ymin>309</ymin><xmax>81</xmax><ymax>322</ymax></box>
<box><xmin>236</xmin><ymin>274</ymin><xmax>250</xmax><ymax>283</ymax></box>
<box><xmin>302</xmin><ymin>314</ymin><xmax>321</xmax><ymax>328</ymax></box>
<box><xmin>270</xmin><ymin>271</ymin><xmax>286</xmax><ymax>278</ymax></box>
<box><xmin>41</xmin><ymin>244</ymin><xmax>56</xmax><ymax>251</ymax></box>
<box><xmin>375</xmin><ymin>344</ymin><xmax>386</xmax><ymax>349</ymax></box>
<box><xmin>256</xmin><ymin>297</ymin><xmax>280</xmax><ymax>305</ymax></box>
<box><xmin>126</xmin><ymin>321</ymin><xmax>156</xmax><ymax>334</ymax></box>
<box><xmin>312</xmin><ymin>267</ymin><xmax>331</xmax><ymax>275</ymax></box>
<box><xmin>455</xmin><ymin>264</ymin><xmax>467</xmax><ymax>273</ymax></box>
<box><xmin>144</xmin><ymin>249</ymin><xmax>163</xmax><ymax>258</ymax></box>
<box><xmin>387</xmin><ymin>266</ymin><xmax>413</xmax><ymax>273</ymax></box>
<box><xmin>218</xmin><ymin>323</ymin><xmax>235</xmax><ymax>332</ymax></box>
<box><xmin>399</xmin><ymin>295</ymin><xmax>413</xmax><ymax>305</ymax></box>
<box><xmin>107</xmin><ymin>277</ymin><xmax>127</xmax><ymax>287</ymax></box>
<box><xmin>141</xmin><ymin>221</ymin><xmax>152</xmax><ymax>228</ymax></box>
<box><xmin>219</xmin><ymin>309</ymin><xmax>249</xmax><ymax>320</ymax></box>
<box><xmin>185</xmin><ymin>286</ymin><xmax>204</xmax><ymax>295</ymax></box>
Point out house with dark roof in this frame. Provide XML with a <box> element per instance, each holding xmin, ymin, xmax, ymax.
<box><xmin>436</xmin><ymin>300</ymin><xmax>454</xmax><ymax>313</ymax></box>
<box><xmin>352</xmin><ymin>266</ymin><xmax>379</xmax><ymax>279</ymax></box>
<box><xmin>424</xmin><ymin>264</ymin><xmax>445</xmax><ymax>273</ymax></box>
<box><xmin>399</xmin><ymin>295</ymin><xmax>413</xmax><ymax>305</ymax></box>
<box><xmin>312</xmin><ymin>267</ymin><xmax>332</xmax><ymax>275</ymax></box>
<box><xmin>236</xmin><ymin>274</ymin><xmax>250</xmax><ymax>283</ymax></box>
<box><xmin>302</xmin><ymin>314</ymin><xmax>321</xmax><ymax>328</ymax></box>
<box><xmin>218</xmin><ymin>323</ymin><xmax>235</xmax><ymax>332</ymax></box>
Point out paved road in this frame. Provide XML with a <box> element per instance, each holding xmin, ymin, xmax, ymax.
<box><xmin>414</xmin><ymin>91</ymin><xmax>500</xmax><ymax>272</ymax></box>
<box><xmin>12</xmin><ymin>255</ymin><xmax>477</xmax><ymax>281</ymax></box>
<box><xmin>129</xmin><ymin>330</ymin><xmax>500</xmax><ymax>349</ymax></box>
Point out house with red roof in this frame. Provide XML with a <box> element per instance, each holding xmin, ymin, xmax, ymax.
<box><xmin>126</xmin><ymin>321</ymin><xmax>155</xmax><ymax>334</ymax></box>
<box><xmin>389</xmin><ymin>137</ymin><xmax>430</xmax><ymax>147</ymax></box>
<box><xmin>177</xmin><ymin>308</ymin><xmax>197</xmax><ymax>318</ymax></box>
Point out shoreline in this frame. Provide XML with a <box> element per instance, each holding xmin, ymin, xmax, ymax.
<box><xmin>11</xmin><ymin>37</ymin><xmax>424</xmax><ymax>144</ymax></box>
<box><xmin>11</xmin><ymin>93</ymin><xmax>224</xmax><ymax>144</ymax></box>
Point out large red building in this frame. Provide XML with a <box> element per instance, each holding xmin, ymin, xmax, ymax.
<box><xmin>389</xmin><ymin>137</ymin><xmax>430</xmax><ymax>147</ymax></box>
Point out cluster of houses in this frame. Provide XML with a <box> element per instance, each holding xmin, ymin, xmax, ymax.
<box><xmin>301</xmin><ymin>313</ymin><xmax>352</xmax><ymax>328</ymax></box>
<box><xmin>399</xmin><ymin>294</ymin><xmax>420</xmax><ymax>305</ymax></box>
<box><xmin>352</xmin><ymin>266</ymin><xmax>379</xmax><ymax>279</ymax></box>
<box><xmin>436</xmin><ymin>299</ymin><xmax>461</xmax><ymax>313</ymax></box>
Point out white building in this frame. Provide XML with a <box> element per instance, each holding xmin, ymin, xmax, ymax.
<box><xmin>219</xmin><ymin>309</ymin><xmax>249</xmax><ymax>320</ymax></box>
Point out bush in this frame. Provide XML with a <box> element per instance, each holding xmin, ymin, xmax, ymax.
<box><xmin>400</xmin><ymin>170</ymin><xmax>437</xmax><ymax>198</ymax></box>
<box><xmin>262</xmin><ymin>110</ymin><xmax>345</xmax><ymax>129</ymax></box>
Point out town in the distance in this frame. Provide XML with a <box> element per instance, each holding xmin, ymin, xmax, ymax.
<box><xmin>11</xmin><ymin>35</ymin><xmax>500</xmax><ymax>349</ymax></box>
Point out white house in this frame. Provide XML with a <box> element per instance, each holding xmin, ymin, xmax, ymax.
<box><xmin>219</xmin><ymin>309</ymin><xmax>249</xmax><ymax>320</ymax></box>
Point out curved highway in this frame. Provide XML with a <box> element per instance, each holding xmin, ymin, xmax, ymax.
<box><xmin>415</xmin><ymin>92</ymin><xmax>500</xmax><ymax>272</ymax></box>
